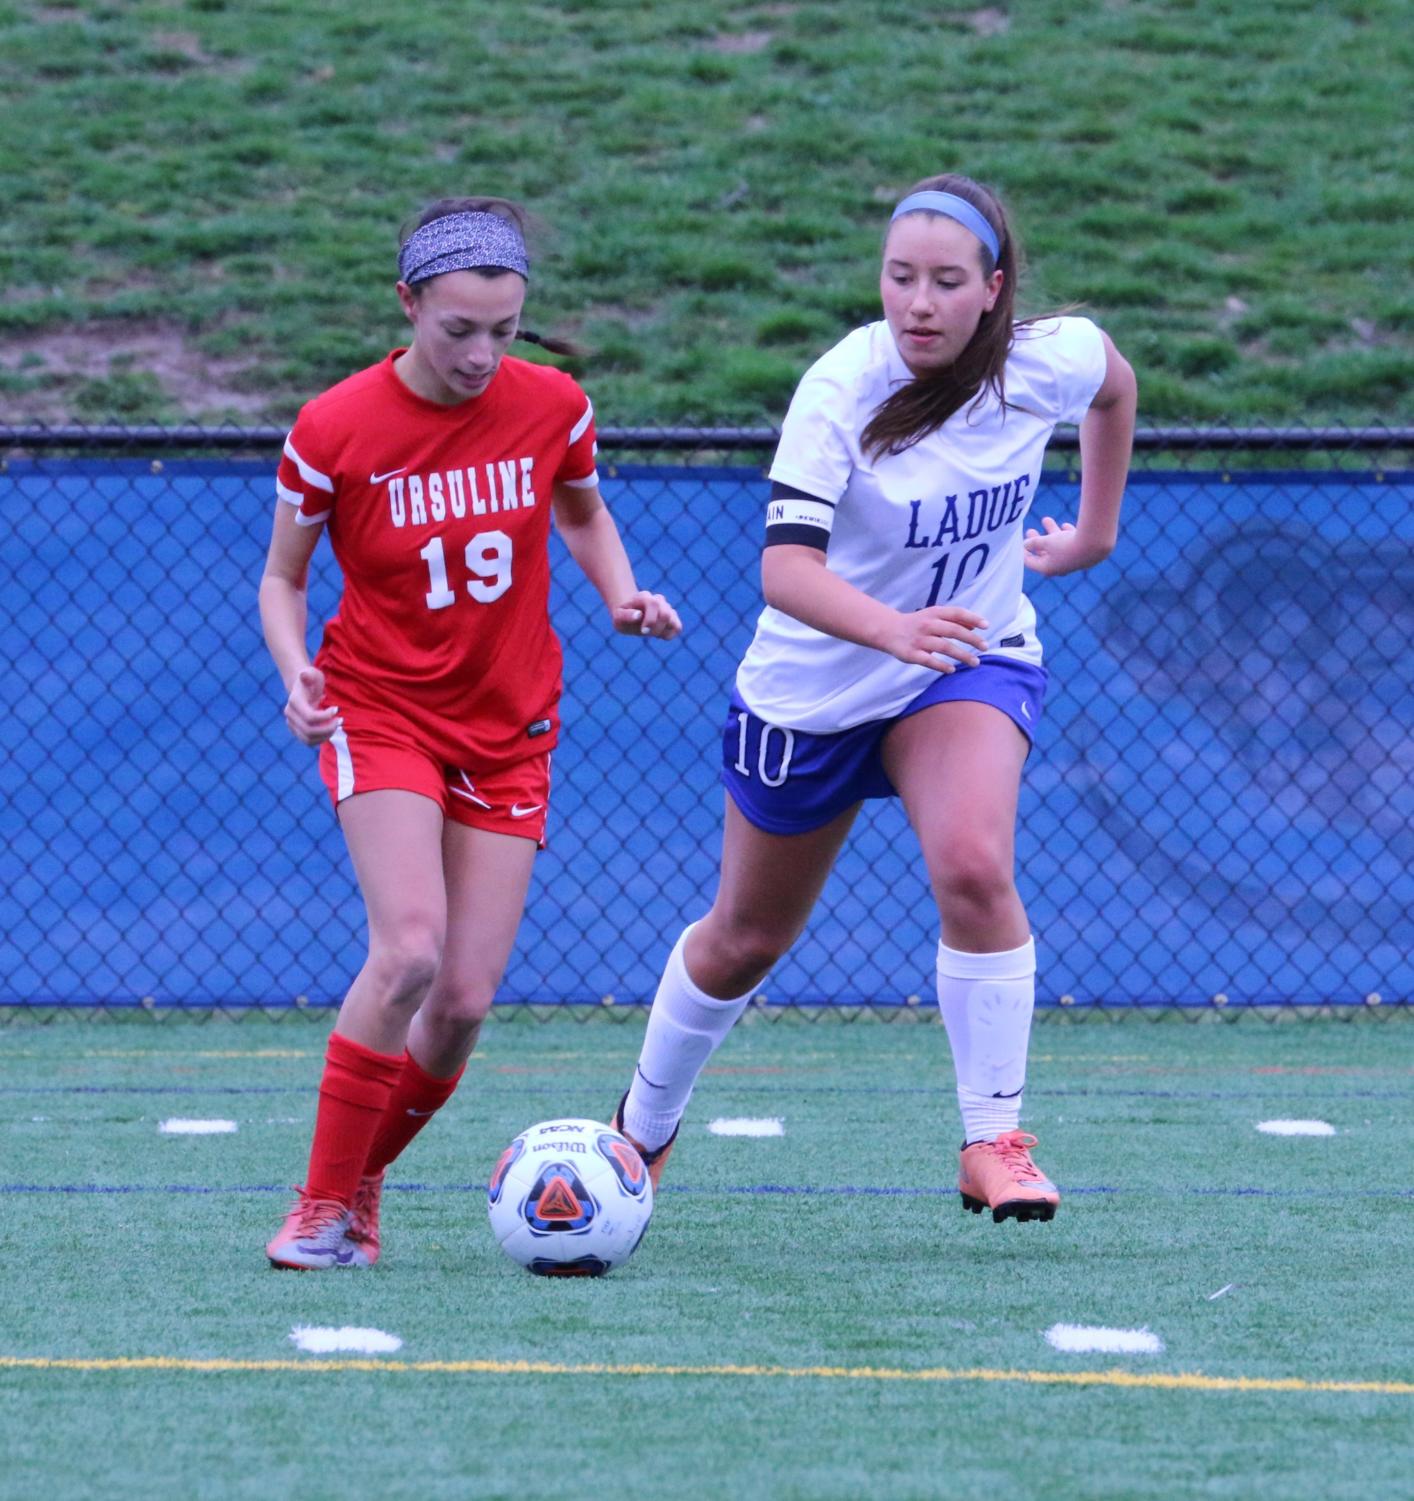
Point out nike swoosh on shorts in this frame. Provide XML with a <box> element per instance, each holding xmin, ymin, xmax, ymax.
<box><xmin>510</xmin><ymin>803</ymin><xmax>542</xmax><ymax>818</ymax></box>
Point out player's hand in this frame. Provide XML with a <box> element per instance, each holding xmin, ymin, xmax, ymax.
<box><xmin>612</xmin><ymin>591</ymin><xmax>682</xmax><ymax>640</ymax></box>
<box><xmin>1023</xmin><ymin>517</ymin><xmax>1114</xmax><ymax>577</ymax></box>
<box><xmin>284</xmin><ymin>665</ymin><xmax>341</xmax><ymax>746</ymax></box>
<box><xmin>881</xmin><ymin>605</ymin><xmax>988</xmax><ymax>673</ymax></box>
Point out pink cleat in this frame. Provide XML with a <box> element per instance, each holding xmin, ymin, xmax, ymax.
<box><xmin>345</xmin><ymin>1170</ymin><xmax>384</xmax><ymax>1268</ymax></box>
<box><xmin>958</xmin><ymin>1131</ymin><xmax>1060</xmax><ymax>1224</ymax></box>
<box><xmin>266</xmin><ymin>1188</ymin><xmax>357</xmax><ymax>1269</ymax></box>
<box><xmin>610</xmin><ymin>1091</ymin><xmax>678</xmax><ymax>1191</ymax></box>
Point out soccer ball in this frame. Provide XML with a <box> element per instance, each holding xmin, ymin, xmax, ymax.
<box><xmin>487</xmin><ymin>1117</ymin><xmax>653</xmax><ymax>1277</ymax></box>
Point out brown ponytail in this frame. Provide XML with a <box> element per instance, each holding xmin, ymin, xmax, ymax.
<box><xmin>516</xmin><ymin>328</ymin><xmax>583</xmax><ymax>358</ymax></box>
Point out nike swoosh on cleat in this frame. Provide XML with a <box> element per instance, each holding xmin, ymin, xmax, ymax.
<box><xmin>510</xmin><ymin>803</ymin><xmax>542</xmax><ymax>818</ymax></box>
<box><xmin>370</xmin><ymin>467</ymin><xmax>407</xmax><ymax>483</ymax></box>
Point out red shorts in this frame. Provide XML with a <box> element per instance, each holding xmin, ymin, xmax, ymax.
<box><xmin>318</xmin><ymin>713</ymin><xmax>553</xmax><ymax>846</ymax></box>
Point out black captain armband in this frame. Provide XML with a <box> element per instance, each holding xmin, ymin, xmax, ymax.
<box><xmin>764</xmin><ymin>481</ymin><xmax>834</xmax><ymax>550</ymax></box>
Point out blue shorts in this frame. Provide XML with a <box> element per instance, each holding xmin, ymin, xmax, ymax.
<box><xmin>721</xmin><ymin>656</ymin><xmax>1048</xmax><ymax>836</ymax></box>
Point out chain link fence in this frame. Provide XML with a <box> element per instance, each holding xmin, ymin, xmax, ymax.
<box><xmin>2</xmin><ymin>423</ymin><xmax>1411</xmax><ymax>1018</ymax></box>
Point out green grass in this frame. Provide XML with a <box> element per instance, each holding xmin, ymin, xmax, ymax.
<box><xmin>1</xmin><ymin>1</ymin><xmax>1410</xmax><ymax>426</ymax></box>
<box><xmin>2</xmin><ymin>1013</ymin><xmax>1412</xmax><ymax>1499</ymax></box>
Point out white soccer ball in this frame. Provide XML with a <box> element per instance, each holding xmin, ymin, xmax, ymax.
<box><xmin>487</xmin><ymin>1117</ymin><xmax>654</xmax><ymax>1277</ymax></box>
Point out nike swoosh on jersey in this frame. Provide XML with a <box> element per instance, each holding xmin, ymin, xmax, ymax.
<box><xmin>510</xmin><ymin>803</ymin><xmax>543</xmax><ymax>818</ymax></box>
<box><xmin>370</xmin><ymin>467</ymin><xmax>407</xmax><ymax>483</ymax></box>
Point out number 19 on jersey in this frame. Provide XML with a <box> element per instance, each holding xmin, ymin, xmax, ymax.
<box><xmin>419</xmin><ymin>530</ymin><xmax>513</xmax><ymax>609</ymax></box>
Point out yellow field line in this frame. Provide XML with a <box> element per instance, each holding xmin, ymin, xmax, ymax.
<box><xmin>1</xmin><ymin>1355</ymin><xmax>1409</xmax><ymax>1395</ymax></box>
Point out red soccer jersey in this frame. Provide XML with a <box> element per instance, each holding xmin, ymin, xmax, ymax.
<box><xmin>276</xmin><ymin>351</ymin><xmax>599</xmax><ymax>769</ymax></box>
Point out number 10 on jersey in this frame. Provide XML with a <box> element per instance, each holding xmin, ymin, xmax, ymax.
<box><xmin>419</xmin><ymin>530</ymin><xmax>513</xmax><ymax>609</ymax></box>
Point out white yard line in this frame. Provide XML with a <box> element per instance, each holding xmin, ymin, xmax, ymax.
<box><xmin>1044</xmin><ymin>1324</ymin><xmax>1164</xmax><ymax>1355</ymax></box>
<box><xmin>290</xmin><ymin>1327</ymin><xmax>403</xmax><ymax>1355</ymax></box>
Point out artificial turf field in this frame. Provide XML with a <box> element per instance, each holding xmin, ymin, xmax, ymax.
<box><xmin>1</xmin><ymin>1013</ymin><xmax>1411</xmax><ymax>1500</ymax></box>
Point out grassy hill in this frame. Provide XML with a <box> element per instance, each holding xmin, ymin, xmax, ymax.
<box><xmin>1</xmin><ymin>0</ymin><xmax>1409</xmax><ymax>426</ymax></box>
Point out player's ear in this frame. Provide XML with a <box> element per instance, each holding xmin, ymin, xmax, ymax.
<box><xmin>395</xmin><ymin>281</ymin><xmax>419</xmax><ymax>323</ymax></box>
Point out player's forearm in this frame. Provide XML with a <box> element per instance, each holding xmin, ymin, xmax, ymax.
<box><xmin>1074</xmin><ymin>361</ymin><xmax>1137</xmax><ymax>558</ymax></box>
<box><xmin>258</xmin><ymin>575</ymin><xmax>314</xmax><ymax>693</ymax></box>
<box><xmin>761</xmin><ymin>546</ymin><xmax>900</xmax><ymax>650</ymax></box>
<box><xmin>558</xmin><ymin>505</ymin><xmax>638</xmax><ymax>610</ymax></box>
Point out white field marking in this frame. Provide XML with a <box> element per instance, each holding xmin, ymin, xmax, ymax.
<box><xmin>290</xmin><ymin>1326</ymin><xmax>403</xmax><ymax>1355</ymax></box>
<box><xmin>158</xmin><ymin>1118</ymin><xmax>238</xmax><ymax>1135</ymax></box>
<box><xmin>1255</xmin><ymin>1119</ymin><xmax>1336</xmax><ymax>1136</ymax></box>
<box><xmin>708</xmin><ymin>1117</ymin><xmax>784</xmax><ymax>1137</ymax></box>
<box><xmin>1208</xmin><ymin>1285</ymin><xmax>1236</xmax><ymax>1301</ymax></box>
<box><xmin>1044</xmin><ymin>1324</ymin><xmax>1164</xmax><ymax>1355</ymax></box>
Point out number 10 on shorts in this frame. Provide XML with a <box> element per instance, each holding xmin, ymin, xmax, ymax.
<box><xmin>734</xmin><ymin>712</ymin><xmax>795</xmax><ymax>786</ymax></box>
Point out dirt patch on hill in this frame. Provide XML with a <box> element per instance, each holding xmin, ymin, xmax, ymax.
<box><xmin>710</xmin><ymin>30</ymin><xmax>774</xmax><ymax>54</ymax></box>
<box><xmin>950</xmin><ymin>8</ymin><xmax>1010</xmax><ymax>35</ymax></box>
<box><xmin>1</xmin><ymin>321</ymin><xmax>283</xmax><ymax>423</ymax></box>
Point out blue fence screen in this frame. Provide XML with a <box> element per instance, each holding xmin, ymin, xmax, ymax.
<box><xmin>2</xmin><ymin>456</ymin><xmax>1410</xmax><ymax>1008</ymax></box>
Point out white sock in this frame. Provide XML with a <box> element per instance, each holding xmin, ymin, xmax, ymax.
<box><xmin>623</xmin><ymin>925</ymin><xmax>754</xmax><ymax>1150</ymax></box>
<box><xmin>936</xmin><ymin>937</ymin><xmax>1036</xmax><ymax>1144</ymax></box>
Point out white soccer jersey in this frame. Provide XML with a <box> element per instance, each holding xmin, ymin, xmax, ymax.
<box><xmin>735</xmin><ymin>315</ymin><xmax>1108</xmax><ymax>732</ymax></box>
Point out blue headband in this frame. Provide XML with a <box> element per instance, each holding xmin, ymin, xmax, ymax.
<box><xmin>398</xmin><ymin>211</ymin><xmax>530</xmax><ymax>286</ymax></box>
<box><xmin>890</xmin><ymin>191</ymin><xmax>1001</xmax><ymax>263</ymax></box>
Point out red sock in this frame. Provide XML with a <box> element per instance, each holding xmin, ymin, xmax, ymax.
<box><xmin>304</xmin><ymin>1032</ymin><xmax>405</xmax><ymax>1207</ymax></box>
<box><xmin>362</xmin><ymin>1049</ymin><xmax>466</xmax><ymax>1178</ymax></box>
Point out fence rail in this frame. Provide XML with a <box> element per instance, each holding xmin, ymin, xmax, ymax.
<box><xmin>2</xmin><ymin>424</ymin><xmax>1411</xmax><ymax>1015</ymax></box>
<box><xmin>4</xmin><ymin>424</ymin><xmax>1414</xmax><ymax>453</ymax></box>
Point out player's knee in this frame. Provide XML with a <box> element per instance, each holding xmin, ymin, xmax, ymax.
<box><xmin>366</xmin><ymin>924</ymin><xmax>444</xmax><ymax>1006</ymax></box>
<box><xmin>701</xmin><ymin>919</ymin><xmax>792</xmax><ymax>991</ymax></box>
<box><xmin>423</xmin><ymin>977</ymin><xmax>495</xmax><ymax>1031</ymax></box>
<box><xmin>932</xmin><ymin>843</ymin><xmax>1015</xmax><ymax>922</ymax></box>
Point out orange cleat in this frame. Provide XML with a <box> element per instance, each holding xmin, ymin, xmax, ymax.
<box><xmin>345</xmin><ymin>1170</ymin><xmax>384</xmax><ymax>1268</ymax></box>
<box><xmin>610</xmin><ymin>1091</ymin><xmax>679</xmax><ymax>1191</ymax></box>
<box><xmin>266</xmin><ymin>1188</ymin><xmax>356</xmax><ymax>1269</ymax></box>
<box><xmin>958</xmin><ymin>1131</ymin><xmax>1060</xmax><ymax>1224</ymax></box>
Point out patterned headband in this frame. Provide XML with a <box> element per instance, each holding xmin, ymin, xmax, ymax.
<box><xmin>398</xmin><ymin>211</ymin><xmax>530</xmax><ymax>286</ymax></box>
